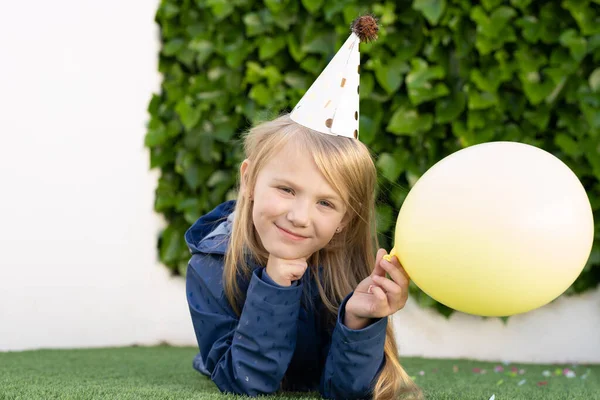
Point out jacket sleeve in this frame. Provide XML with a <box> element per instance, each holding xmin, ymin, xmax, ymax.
<box><xmin>319</xmin><ymin>293</ymin><xmax>388</xmax><ymax>399</ymax></box>
<box><xmin>186</xmin><ymin>253</ymin><xmax>303</xmax><ymax>396</ymax></box>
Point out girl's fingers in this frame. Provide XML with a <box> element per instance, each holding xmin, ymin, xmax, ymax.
<box><xmin>380</xmin><ymin>258</ymin><xmax>409</xmax><ymax>287</ymax></box>
<box><xmin>372</xmin><ymin>274</ymin><xmax>402</xmax><ymax>296</ymax></box>
<box><xmin>371</xmin><ymin>285</ymin><xmax>387</xmax><ymax>303</ymax></box>
<box><xmin>372</xmin><ymin>248</ymin><xmax>387</xmax><ymax>277</ymax></box>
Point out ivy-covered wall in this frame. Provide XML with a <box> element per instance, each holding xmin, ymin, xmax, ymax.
<box><xmin>146</xmin><ymin>0</ymin><xmax>600</xmax><ymax>316</ymax></box>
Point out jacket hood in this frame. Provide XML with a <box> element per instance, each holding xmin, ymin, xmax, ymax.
<box><xmin>185</xmin><ymin>200</ymin><xmax>236</xmax><ymax>255</ymax></box>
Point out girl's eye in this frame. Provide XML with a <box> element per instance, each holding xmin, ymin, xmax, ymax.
<box><xmin>318</xmin><ymin>200</ymin><xmax>334</xmax><ymax>208</ymax></box>
<box><xmin>278</xmin><ymin>187</ymin><xmax>294</xmax><ymax>194</ymax></box>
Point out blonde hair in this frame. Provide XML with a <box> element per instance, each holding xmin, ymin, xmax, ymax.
<box><xmin>224</xmin><ymin>114</ymin><xmax>422</xmax><ymax>400</ymax></box>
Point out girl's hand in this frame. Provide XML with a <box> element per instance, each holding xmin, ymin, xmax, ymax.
<box><xmin>344</xmin><ymin>248</ymin><xmax>410</xmax><ymax>329</ymax></box>
<box><xmin>266</xmin><ymin>255</ymin><xmax>308</xmax><ymax>287</ymax></box>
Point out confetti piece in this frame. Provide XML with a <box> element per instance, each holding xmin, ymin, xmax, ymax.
<box><xmin>554</xmin><ymin>368</ymin><xmax>563</xmax><ymax>376</ymax></box>
<box><xmin>496</xmin><ymin>379</ymin><xmax>504</xmax><ymax>386</ymax></box>
<box><xmin>410</xmin><ymin>375</ymin><xmax>417</xmax><ymax>381</ymax></box>
<box><xmin>519</xmin><ymin>369</ymin><xmax>526</xmax><ymax>375</ymax></box>
<box><xmin>566</xmin><ymin>370</ymin><xmax>576</xmax><ymax>378</ymax></box>
<box><xmin>511</xmin><ymin>366</ymin><xmax>519</xmax><ymax>373</ymax></box>
<box><xmin>489</xmin><ymin>395</ymin><xmax>495</xmax><ymax>400</ymax></box>
<box><xmin>542</xmin><ymin>370</ymin><xmax>551</xmax><ymax>377</ymax></box>
<box><xmin>518</xmin><ymin>379</ymin><xmax>527</xmax><ymax>386</ymax></box>
<box><xmin>419</xmin><ymin>370</ymin><xmax>425</xmax><ymax>376</ymax></box>
<box><xmin>453</xmin><ymin>365</ymin><xmax>459</xmax><ymax>373</ymax></box>
<box><xmin>481</xmin><ymin>369</ymin><xmax>487</xmax><ymax>374</ymax></box>
<box><xmin>473</xmin><ymin>368</ymin><xmax>481</xmax><ymax>374</ymax></box>
<box><xmin>502</xmin><ymin>360</ymin><xmax>511</xmax><ymax>365</ymax></box>
<box><xmin>537</xmin><ymin>381</ymin><xmax>548</xmax><ymax>386</ymax></box>
<box><xmin>494</xmin><ymin>366</ymin><xmax>504</xmax><ymax>373</ymax></box>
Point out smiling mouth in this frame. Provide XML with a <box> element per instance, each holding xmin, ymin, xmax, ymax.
<box><xmin>275</xmin><ymin>224</ymin><xmax>308</xmax><ymax>240</ymax></box>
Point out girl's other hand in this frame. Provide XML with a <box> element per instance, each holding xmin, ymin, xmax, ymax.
<box><xmin>344</xmin><ymin>249</ymin><xmax>410</xmax><ymax>329</ymax></box>
<box><xmin>266</xmin><ymin>255</ymin><xmax>308</xmax><ymax>287</ymax></box>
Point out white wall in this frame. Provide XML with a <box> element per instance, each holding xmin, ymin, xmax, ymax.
<box><xmin>0</xmin><ymin>1</ymin><xmax>598</xmax><ymax>363</ymax></box>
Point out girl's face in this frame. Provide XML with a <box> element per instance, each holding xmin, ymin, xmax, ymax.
<box><xmin>242</xmin><ymin>141</ymin><xmax>348</xmax><ymax>260</ymax></box>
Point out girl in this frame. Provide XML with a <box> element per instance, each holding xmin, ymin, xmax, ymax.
<box><xmin>185</xmin><ymin>114</ymin><xmax>422</xmax><ymax>400</ymax></box>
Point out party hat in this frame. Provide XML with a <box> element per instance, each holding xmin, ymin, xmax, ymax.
<box><xmin>290</xmin><ymin>15</ymin><xmax>378</xmax><ymax>140</ymax></box>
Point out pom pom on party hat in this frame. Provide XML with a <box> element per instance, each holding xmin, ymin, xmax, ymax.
<box><xmin>290</xmin><ymin>15</ymin><xmax>378</xmax><ymax>140</ymax></box>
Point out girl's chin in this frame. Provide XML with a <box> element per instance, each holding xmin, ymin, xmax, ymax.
<box><xmin>263</xmin><ymin>244</ymin><xmax>312</xmax><ymax>261</ymax></box>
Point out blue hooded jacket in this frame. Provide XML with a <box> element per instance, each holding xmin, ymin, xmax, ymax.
<box><xmin>185</xmin><ymin>200</ymin><xmax>387</xmax><ymax>399</ymax></box>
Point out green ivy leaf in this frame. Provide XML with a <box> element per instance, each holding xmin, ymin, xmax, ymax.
<box><xmin>387</xmin><ymin>107</ymin><xmax>433</xmax><ymax>135</ymax></box>
<box><xmin>406</xmin><ymin>58</ymin><xmax>449</xmax><ymax>105</ymax></box>
<box><xmin>554</xmin><ymin>133</ymin><xmax>582</xmax><ymax>158</ymax></box>
<box><xmin>467</xmin><ymin>90</ymin><xmax>498</xmax><ymax>110</ymax></box>
<box><xmin>301</xmin><ymin>0</ymin><xmax>324</xmax><ymax>14</ymax></box>
<box><xmin>435</xmin><ymin>92</ymin><xmax>466</xmax><ymax>123</ymax></box>
<box><xmin>377</xmin><ymin>153</ymin><xmax>404</xmax><ymax>182</ymax></box>
<box><xmin>590</xmin><ymin>68</ymin><xmax>600</xmax><ymax>93</ymax></box>
<box><xmin>175</xmin><ymin>100</ymin><xmax>201</xmax><ymax>131</ymax></box>
<box><xmin>376</xmin><ymin>204</ymin><xmax>394</xmax><ymax>233</ymax></box>
<box><xmin>413</xmin><ymin>0</ymin><xmax>447</xmax><ymax>25</ymax></box>
<box><xmin>163</xmin><ymin>38</ymin><xmax>185</xmax><ymax>56</ymax></box>
<box><xmin>259</xmin><ymin>37</ymin><xmax>287</xmax><ymax>60</ymax></box>
<box><xmin>373</xmin><ymin>58</ymin><xmax>410</xmax><ymax>94</ymax></box>
<box><xmin>559</xmin><ymin>29</ymin><xmax>588</xmax><ymax>62</ymax></box>
<box><xmin>205</xmin><ymin>0</ymin><xmax>234</xmax><ymax>21</ymax></box>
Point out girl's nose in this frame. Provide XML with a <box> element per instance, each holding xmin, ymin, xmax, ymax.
<box><xmin>287</xmin><ymin>200</ymin><xmax>310</xmax><ymax>228</ymax></box>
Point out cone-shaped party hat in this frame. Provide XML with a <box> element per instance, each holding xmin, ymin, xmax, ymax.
<box><xmin>290</xmin><ymin>15</ymin><xmax>378</xmax><ymax>140</ymax></box>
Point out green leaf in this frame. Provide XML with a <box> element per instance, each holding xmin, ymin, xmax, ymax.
<box><xmin>376</xmin><ymin>204</ymin><xmax>394</xmax><ymax>233</ymax></box>
<box><xmin>406</xmin><ymin>59</ymin><xmax>449</xmax><ymax>105</ymax></box>
<box><xmin>163</xmin><ymin>38</ymin><xmax>185</xmax><ymax>56</ymax></box>
<box><xmin>377</xmin><ymin>153</ymin><xmax>403</xmax><ymax>182</ymax></box>
<box><xmin>264</xmin><ymin>0</ymin><xmax>286</xmax><ymax>13</ymax></box>
<box><xmin>206</xmin><ymin>0</ymin><xmax>234</xmax><ymax>21</ymax></box>
<box><xmin>413</xmin><ymin>0</ymin><xmax>447</xmax><ymax>25</ymax></box>
<box><xmin>243</xmin><ymin>12</ymin><xmax>272</xmax><ymax>37</ymax></box>
<box><xmin>435</xmin><ymin>92</ymin><xmax>466</xmax><ymax>123</ymax></box>
<box><xmin>259</xmin><ymin>37</ymin><xmax>287</xmax><ymax>60</ymax></box>
<box><xmin>249</xmin><ymin>84</ymin><xmax>273</xmax><ymax>106</ymax></box>
<box><xmin>467</xmin><ymin>90</ymin><xmax>498</xmax><ymax>110</ymax></box>
<box><xmin>373</xmin><ymin>58</ymin><xmax>410</xmax><ymax>94</ymax></box>
<box><xmin>554</xmin><ymin>133</ymin><xmax>582</xmax><ymax>158</ymax></box>
<box><xmin>188</xmin><ymin>39</ymin><xmax>214</xmax><ymax>66</ymax></box>
<box><xmin>387</xmin><ymin>107</ymin><xmax>433</xmax><ymax>135</ymax></box>
<box><xmin>559</xmin><ymin>29</ymin><xmax>588</xmax><ymax>62</ymax></box>
<box><xmin>301</xmin><ymin>0</ymin><xmax>324</xmax><ymax>14</ymax></box>
<box><xmin>160</xmin><ymin>224</ymin><xmax>186</xmax><ymax>265</ymax></box>
<box><xmin>590</xmin><ymin>68</ymin><xmax>600</xmax><ymax>93</ymax></box>
<box><xmin>302</xmin><ymin>32</ymin><xmax>335</xmax><ymax>55</ymax></box>
<box><xmin>286</xmin><ymin>34</ymin><xmax>305</xmax><ymax>62</ymax></box>
<box><xmin>523</xmin><ymin>105</ymin><xmax>550</xmax><ymax>130</ymax></box>
<box><xmin>175</xmin><ymin>100</ymin><xmax>201</xmax><ymax>131</ymax></box>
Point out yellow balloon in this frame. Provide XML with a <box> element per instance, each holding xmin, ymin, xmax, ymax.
<box><xmin>386</xmin><ymin>142</ymin><xmax>594</xmax><ymax>317</ymax></box>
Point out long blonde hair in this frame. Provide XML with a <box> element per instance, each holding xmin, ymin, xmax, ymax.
<box><xmin>224</xmin><ymin>114</ymin><xmax>422</xmax><ymax>400</ymax></box>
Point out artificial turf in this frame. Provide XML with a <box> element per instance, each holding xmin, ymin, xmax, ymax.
<box><xmin>0</xmin><ymin>346</ymin><xmax>597</xmax><ymax>399</ymax></box>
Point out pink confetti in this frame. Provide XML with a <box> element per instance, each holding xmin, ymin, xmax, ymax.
<box><xmin>419</xmin><ymin>370</ymin><xmax>425</xmax><ymax>376</ymax></box>
<box><xmin>494</xmin><ymin>365</ymin><xmax>504</xmax><ymax>373</ymax></box>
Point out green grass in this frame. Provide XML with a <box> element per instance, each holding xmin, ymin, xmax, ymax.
<box><xmin>0</xmin><ymin>346</ymin><xmax>597</xmax><ymax>399</ymax></box>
